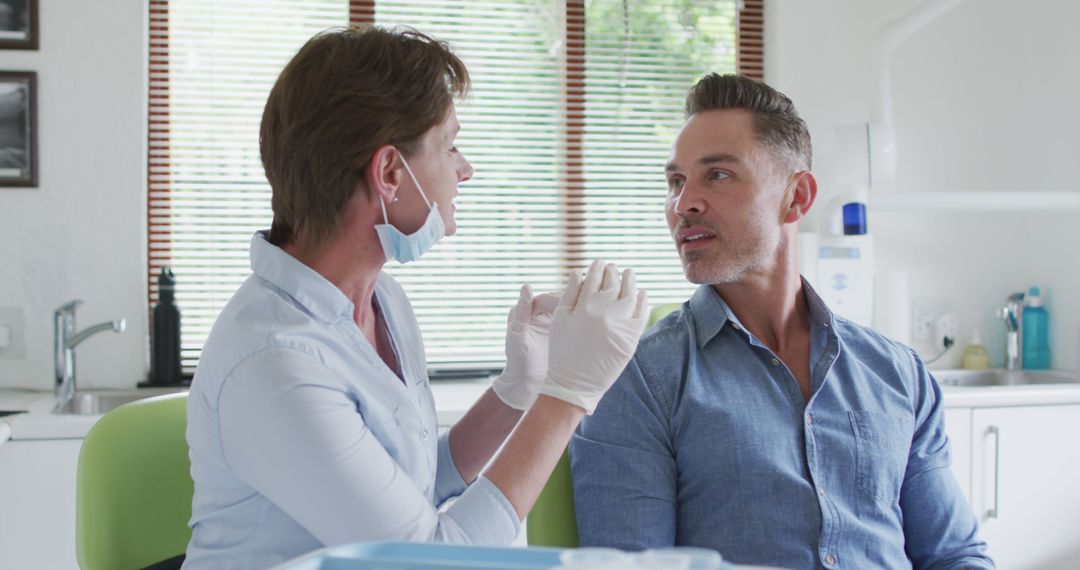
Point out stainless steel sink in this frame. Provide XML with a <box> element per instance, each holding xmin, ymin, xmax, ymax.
<box><xmin>935</xmin><ymin>369</ymin><xmax>1080</xmax><ymax>388</ymax></box>
<box><xmin>53</xmin><ymin>390</ymin><xmax>184</xmax><ymax>415</ymax></box>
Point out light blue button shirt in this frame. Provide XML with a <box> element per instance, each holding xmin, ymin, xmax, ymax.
<box><xmin>571</xmin><ymin>283</ymin><xmax>993</xmax><ymax>569</ymax></box>
<box><xmin>183</xmin><ymin>232</ymin><xmax>519</xmax><ymax>569</ymax></box>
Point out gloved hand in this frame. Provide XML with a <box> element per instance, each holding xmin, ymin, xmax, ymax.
<box><xmin>491</xmin><ymin>284</ymin><xmax>561</xmax><ymax>410</ymax></box>
<box><xmin>540</xmin><ymin>259</ymin><xmax>649</xmax><ymax>414</ymax></box>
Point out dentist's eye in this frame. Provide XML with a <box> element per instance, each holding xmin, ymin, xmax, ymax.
<box><xmin>667</xmin><ymin>176</ymin><xmax>685</xmax><ymax>192</ymax></box>
<box><xmin>708</xmin><ymin>170</ymin><xmax>730</xmax><ymax>182</ymax></box>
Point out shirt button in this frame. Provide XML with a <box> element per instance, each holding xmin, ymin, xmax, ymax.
<box><xmin>825</xmin><ymin>554</ymin><xmax>836</xmax><ymax>565</ymax></box>
<box><xmin>771</xmin><ymin>358</ymin><xmax>780</xmax><ymax>366</ymax></box>
<box><xmin>421</xmin><ymin>428</ymin><xmax>429</xmax><ymax>441</ymax></box>
<box><xmin>823</xmin><ymin>322</ymin><xmax>830</xmax><ymax>328</ymax></box>
<box><xmin>819</xmin><ymin>488</ymin><xmax>826</xmax><ymax>497</ymax></box>
<box><xmin>806</xmin><ymin>414</ymin><xmax>813</xmax><ymax>425</ymax></box>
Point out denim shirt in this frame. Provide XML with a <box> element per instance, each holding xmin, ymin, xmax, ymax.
<box><xmin>571</xmin><ymin>283</ymin><xmax>992</xmax><ymax>569</ymax></box>
<box><xmin>184</xmin><ymin>232</ymin><xmax>519</xmax><ymax>569</ymax></box>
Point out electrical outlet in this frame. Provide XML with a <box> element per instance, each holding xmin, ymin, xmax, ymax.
<box><xmin>911</xmin><ymin>297</ymin><xmax>950</xmax><ymax>344</ymax></box>
<box><xmin>913</xmin><ymin>312</ymin><xmax>935</xmax><ymax>343</ymax></box>
<box><xmin>0</xmin><ymin>306</ymin><xmax>26</xmax><ymax>359</ymax></box>
<box><xmin>934</xmin><ymin>313</ymin><xmax>959</xmax><ymax>351</ymax></box>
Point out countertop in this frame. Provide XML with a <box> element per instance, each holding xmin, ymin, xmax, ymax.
<box><xmin>0</xmin><ymin>379</ymin><xmax>493</xmax><ymax>442</ymax></box>
<box><xmin>3</xmin><ymin>372</ymin><xmax>1080</xmax><ymax>442</ymax></box>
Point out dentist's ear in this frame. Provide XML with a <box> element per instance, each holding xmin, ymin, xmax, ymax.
<box><xmin>782</xmin><ymin>170</ymin><xmax>817</xmax><ymax>224</ymax></box>
<box><xmin>366</xmin><ymin>144</ymin><xmax>404</xmax><ymax>205</ymax></box>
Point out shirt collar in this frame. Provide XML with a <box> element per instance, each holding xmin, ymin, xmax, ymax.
<box><xmin>688</xmin><ymin>284</ymin><xmax>738</xmax><ymax>349</ymax></box>
<box><xmin>687</xmin><ymin>277</ymin><xmax>838</xmax><ymax>349</ymax></box>
<box><xmin>801</xmin><ymin>277</ymin><xmax>839</xmax><ymax>331</ymax></box>
<box><xmin>249</xmin><ymin>230</ymin><xmax>353</xmax><ymax>324</ymax></box>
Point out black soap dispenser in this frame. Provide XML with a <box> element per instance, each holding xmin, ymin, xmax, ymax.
<box><xmin>149</xmin><ymin>267</ymin><xmax>184</xmax><ymax>386</ymax></box>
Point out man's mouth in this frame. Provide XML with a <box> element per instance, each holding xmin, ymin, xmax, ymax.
<box><xmin>677</xmin><ymin>227</ymin><xmax>717</xmax><ymax>248</ymax></box>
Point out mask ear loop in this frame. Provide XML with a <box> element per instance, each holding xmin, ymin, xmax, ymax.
<box><xmin>379</xmin><ymin>196</ymin><xmax>390</xmax><ymax>224</ymax></box>
<box><xmin>399</xmin><ymin>154</ymin><xmax>434</xmax><ymax>208</ymax></box>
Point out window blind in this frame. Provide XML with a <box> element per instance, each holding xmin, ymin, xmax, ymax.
<box><xmin>148</xmin><ymin>0</ymin><xmax>762</xmax><ymax>374</ymax></box>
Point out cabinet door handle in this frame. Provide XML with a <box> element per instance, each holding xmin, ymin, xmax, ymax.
<box><xmin>986</xmin><ymin>425</ymin><xmax>1000</xmax><ymax>519</ymax></box>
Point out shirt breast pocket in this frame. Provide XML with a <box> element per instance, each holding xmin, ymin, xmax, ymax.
<box><xmin>848</xmin><ymin>410</ymin><xmax>913</xmax><ymax>504</ymax></box>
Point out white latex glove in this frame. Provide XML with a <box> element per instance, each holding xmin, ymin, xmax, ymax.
<box><xmin>539</xmin><ymin>259</ymin><xmax>649</xmax><ymax>414</ymax></box>
<box><xmin>491</xmin><ymin>284</ymin><xmax>561</xmax><ymax>410</ymax></box>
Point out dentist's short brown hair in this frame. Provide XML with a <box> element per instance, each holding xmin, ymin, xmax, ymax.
<box><xmin>685</xmin><ymin>73</ymin><xmax>812</xmax><ymax>172</ymax></box>
<box><xmin>261</xmin><ymin>25</ymin><xmax>469</xmax><ymax>247</ymax></box>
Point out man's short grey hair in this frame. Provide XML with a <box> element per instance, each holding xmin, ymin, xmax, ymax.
<box><xmin>685</xmin><ymin>73</ymin><xmax>812</xmax><ymax>172</ymax></box>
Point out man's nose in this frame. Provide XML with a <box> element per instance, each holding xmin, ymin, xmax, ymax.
<box><xmin>673</xmin><ymin>181</ymin><xmax>705</xmax><ymax>216</ymax></box>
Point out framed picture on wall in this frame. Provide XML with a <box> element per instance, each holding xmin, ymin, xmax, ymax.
<box><xmin>0</xmin><ymin>0</ymin><xmax>37</xmax><ymax>50</ymax></box>
<box><xmin>0</xmin><ymin>71</ymin><xmax>36</xmax><ymax>187</ymax></box>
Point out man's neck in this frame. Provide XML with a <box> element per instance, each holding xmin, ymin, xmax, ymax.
<box><xmin>712</xmin><ymin>264</ymin><xmax>810</xmax><ymax>357</ymax></box>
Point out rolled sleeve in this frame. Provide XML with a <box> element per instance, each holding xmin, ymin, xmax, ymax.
<box><xmin>901</xmin><ymin>350</ymin><xmax>995</xmax><ymax>569</ymax></box>
<box><xmin>571</xmin><ymin>357</ymin><xmax>677</xmax><ymax>551</ymax></box>
<box><xmin>434</xmin><ymin>430</ymin><xmax>468</xmax><ymax>505</ymax></box>
<box><xmin>435</xmin><ymin>475</ymin><xmax>520</xmax><ymax>545</ymax></box>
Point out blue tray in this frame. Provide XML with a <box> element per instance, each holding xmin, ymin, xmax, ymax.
<box><xmin>273</xmin><ymin>542</ymin><xmax>564</xmax><ymax>570</ymax></box>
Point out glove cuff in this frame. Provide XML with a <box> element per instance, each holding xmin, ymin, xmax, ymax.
<box><xmin>491</xmin><ymin>373</ymin><xmax>535</xmax><ymax>411</ymax></box>
<box><xmin>538</xmin><ymin>383</ymin><xmax>597</xmax><ymax>415</ymax></box>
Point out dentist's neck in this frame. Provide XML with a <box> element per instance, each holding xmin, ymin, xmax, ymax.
<box><xmin>283</xmin><ymin>194</ymin><xmax>387</xmax><ymax>326</ymax></box>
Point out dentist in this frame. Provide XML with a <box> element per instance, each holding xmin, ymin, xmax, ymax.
<box><xmin>181</xmin><ymin>25</ymin><xmax>648</xmax><ymax>569</ymax></box>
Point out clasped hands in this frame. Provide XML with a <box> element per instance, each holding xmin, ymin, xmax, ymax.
<box><xmin>492</xmin><ymin>259</ymin><xmax>648</xmax><ymax>414</ymax></box>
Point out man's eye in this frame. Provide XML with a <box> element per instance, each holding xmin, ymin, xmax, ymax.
<box><xmin>708</xmin><ymin>170</ymin><xmax>730</xmax><ymax>181</ymax></box>
<box><xmin>449</xmin><ymin>146</ymin><xmax>459</xmax><ymax>153</ymax></box>
<box><xmin>667</xmin><ymin>177</ymin><xmax>684</xmax><ymax>190</ymax></box>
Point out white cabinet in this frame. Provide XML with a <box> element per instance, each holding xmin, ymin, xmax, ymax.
<box><xmin>0</xmin><ymin>438</ymin><xmax>82</xmax><ymax>570</ymax></box>
<box><xmin>969</xmin><ymin>404</ymin><xmax>1080</xmax><ymax>569</ymax></box>
<box><xmin>943</xmin><ymin>407</ymin><xmax>972</xmax><ymax>503</ymax></box>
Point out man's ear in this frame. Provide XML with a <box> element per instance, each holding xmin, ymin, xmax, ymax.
<box><xmin>365</xmin><ymin>145</ymin><xmax>404</xmax><ymax>204</ymax></box>
<box><xmin>782</xmin><ymin>170</ymin><xmax>817</xmax><ymax>224</ymax></box>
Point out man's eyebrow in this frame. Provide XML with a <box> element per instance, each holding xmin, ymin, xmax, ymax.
<box><xmin>699</xmin><ymin>153</ymin><xmax>741</xmax><ymax>166</ymax></box>
<box><xmin>665</xmin><ymin>153</ymin><xmax>741</xmax><ymax>173</ymax></box>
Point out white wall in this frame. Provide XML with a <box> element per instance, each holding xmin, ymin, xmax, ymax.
<box><xmin>767</xmin><ymin>0</ymin><xmax>1079</xmax><ymax>371</ymax></box>
<box><xmin>0</xmin><ymin>0</ymin><xmax>147</xmax><ymax>390</ymax></box>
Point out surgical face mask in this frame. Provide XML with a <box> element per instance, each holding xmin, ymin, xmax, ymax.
<box><xmin>374</xmin><ymin>155</ymin><xmax>446</xmax><ymax>264</ymax></box>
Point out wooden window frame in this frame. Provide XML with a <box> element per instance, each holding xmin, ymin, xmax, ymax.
<box><xmin>146</xmin><ymin>0</ymin><xmax>765</xmax><ymax>368</ymax></box>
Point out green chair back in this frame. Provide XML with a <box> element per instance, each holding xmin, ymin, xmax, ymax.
<box><xmin>647</xmin><ymin>302</ymin><xmax>682</xmax><ymax>327</ymax></box>
<box><xmin>528</xmin><ymin>302</ymin><xmax>683</xmax><ymax>548</ymax></box>
<box><xmin>77</xmin><ymin>393</ymin><xmax>193</xmax><ymax>570</ymax></box>
<box><xmin>527</xmin><ymin>451</ymin><xmax>578</xmax><ymax>547</ymax></box>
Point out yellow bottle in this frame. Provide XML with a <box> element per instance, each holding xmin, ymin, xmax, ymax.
<box><xmin>962</xmin><ymin>329</ymin><xmax>989</xmax><ymax>370</ymax></box>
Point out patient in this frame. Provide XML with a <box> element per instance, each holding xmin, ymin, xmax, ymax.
<box><xmin>570</xmin><ymin>73</ymin><xmax>993</xmax><ymax>569</ymax></box>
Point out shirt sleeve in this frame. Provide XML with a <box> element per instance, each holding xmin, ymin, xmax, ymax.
<box><xmin>901</xmin><ymin>349</ymin><xmax>995</xmax><ymax>569</ymax></box>
<box><xmin>570</xmin><ymin>356</ymin><xmax>677</xmax><ymax>550</ymax></box>
<box><xmin>434</xmin><ymin>430</ymin><xmax>468</xmax><ymax>505</ymax></box>
<box><xmin>217</xmin><ymin>347</ymin><xmax>520</xmax><ymax>547</ymax></box>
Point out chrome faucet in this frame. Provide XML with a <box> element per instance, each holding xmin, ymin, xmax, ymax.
<box><xmin>1000</xmin><ymin>292</ymin><xmax>1025</xmax><ymax>371</ymax></box>
<box><xmin>54</xmin><ymin>300</ymin><xmax>127</xmax><ymax>413</ymax></box>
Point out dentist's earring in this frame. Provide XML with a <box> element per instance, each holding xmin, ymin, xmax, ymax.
<box><xmin>392</xmin><ymin>196</ymin><xmax>399</xmax><ymax>203</ymax></box>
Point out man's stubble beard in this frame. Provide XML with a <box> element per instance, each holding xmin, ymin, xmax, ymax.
<box><xmin>680</xmin><ymin>229</ymin><xmax>775</xmax><ymax>286</ymax></box>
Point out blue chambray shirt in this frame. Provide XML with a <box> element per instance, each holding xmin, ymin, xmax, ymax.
<box><xmin>571</xmin><ymin>282</ymin><xmax>992</xmax><ymax>569</ymax></box>
<box><xmin>184</xmin><ymin>232</ymin><xmax>519</xmax><ymax>569</ymax></box>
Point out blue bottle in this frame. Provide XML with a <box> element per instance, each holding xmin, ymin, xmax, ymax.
<box><xmin>1022</xmin><ymin>286</ymin><xmax>1050</xmax><ymax>369</ymax></box>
